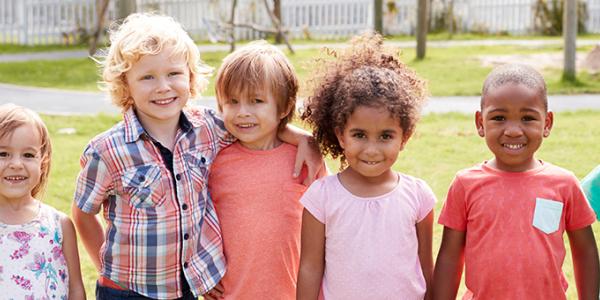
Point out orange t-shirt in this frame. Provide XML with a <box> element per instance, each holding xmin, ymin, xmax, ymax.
<box><xmin>439</xmin><ymin>162</ymin><xmax>596</xmax><ymax>300</ymax></box>
<box><xmin>208</xmin><ymin>142</ymin><xmax>309</xmax><ymax>299</ymax></box>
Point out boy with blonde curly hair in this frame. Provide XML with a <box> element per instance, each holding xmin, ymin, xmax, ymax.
<box><xmin>72</xmin><ymin>13</ymin><xmax>321</xmax><ymax>299</ymax></box>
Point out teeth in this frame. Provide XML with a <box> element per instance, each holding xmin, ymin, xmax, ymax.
<box><xmin>363</xmin><ymin>161</ymin><xmax>379</xmax><ymax>165</ymax></box>
<box><xmin>154</xmin><ymin>98</ymin><xmax>175</xmax><ymax>105</ymax></box>
<box><xmin>237</xmin><ymin>124</ymin><xmax>255</xmax><ymax>128</ymax></box>
<box><xmin>504</xmin><ymin>144</ymin><xmax>524</xmax><ymax>150</ymax></box>
<box><xmin>5</xmin><ymin>176</ymin><xmax>26</xmax><ymax>181</ymax></box>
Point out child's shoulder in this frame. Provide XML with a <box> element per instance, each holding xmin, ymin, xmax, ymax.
<box><xmin>85</xmin><ymin>119</ymin><xmax>128</xmax><ymax>152</ymax></box>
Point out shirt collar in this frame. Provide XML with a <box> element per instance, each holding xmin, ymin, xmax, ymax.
<box><xmin>123</xmin><ymin>107</ymin><xmax>194</xmax><ymax>143</ymax></box>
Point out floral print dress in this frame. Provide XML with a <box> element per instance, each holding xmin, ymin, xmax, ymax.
<box><xmin>0</xmin><ymin>203</ymin><xmax>69</xmax><ymax>300</ymax></box>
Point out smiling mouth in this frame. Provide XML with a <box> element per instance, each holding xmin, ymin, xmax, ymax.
<box><xmin>361</xmin><ymin>160</ymin><xmax>381</xmax><ymax>165</ymax></box>
<box><xmin>236</xmin><ymin>123</ymin><xmax>257</xmax><ymax>129</ymax></box>
<box><xmin>152</xmin><ymin>97</ymin><xmax>176</xmax><ymax>105</ymax></box>
<box><xmin>4</xmin><ymin>176</ymin><xmax>27</xmax><ymax>182</ymax></box>
<box><xmin>503</xmin><ymin>143</ymin><xmax>525</xmax><ymax>150</ymax></box>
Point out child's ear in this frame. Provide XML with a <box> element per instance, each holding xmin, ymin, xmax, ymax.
<box><xmin>279</xmin><ymin>100</ymin><xmax>295</xmax><ymax>120</ymax></box>
<box><xmin>475</xmin><ymin>111</ymin><xmax>485</xmax><ymax>137</ymax></box>
<box><xmin>335</xmin><ymin>128</ymin><xmax>345</xmax><ymax>149</ymax></box>
<box><xmin>543</xmin><ymin>111</ymin><xmax>554</xmax><ymax>137</ymax></box>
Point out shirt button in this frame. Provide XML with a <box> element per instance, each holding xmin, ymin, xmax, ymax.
<box><xmin>138</xmin><ymin>175</ymin><xmax>145</xmax><ymax>182</ymax></box>
<box><xmin>184</xmin><ymin>233</ymin><xmax>189</xmax><ymax>240</ymax></box>
<box><xmin>200</xmin><ymin>157</ymin><xmax>206</xmax><ymax>164</ymax></box>
<box><xmin>182</xmin><ymin>203</ymin><xmax>188</xmax><ymax>210</ymax></box>
<box><xmin>183</xmin><ymin>262</ymin><xmax>189</xmax><ymax>268</ymax></box>
<box><xmin>175</xmin><ymin>174</ymin><xmax>181</xmax><ymax>181</ymax></box>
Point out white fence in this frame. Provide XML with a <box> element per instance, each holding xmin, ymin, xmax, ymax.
<box><xmin>1</xmin><ymin>0</ymin><xmax>600</xmax><ymax>45</ymax></box>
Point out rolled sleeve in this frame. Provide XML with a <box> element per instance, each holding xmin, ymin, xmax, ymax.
<box><xmin>74</xmin><ymin>144</ymin><xmax>113</xmax><ymax>214</ymax></box>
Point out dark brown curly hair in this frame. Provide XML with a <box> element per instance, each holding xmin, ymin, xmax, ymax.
<box><xmin>301</xmin><ymin>33</ymin><xmax>427</xmax><ymax>164</ymax></box>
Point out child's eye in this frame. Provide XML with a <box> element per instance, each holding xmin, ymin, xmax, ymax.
<box><xmin>0</xmin><ymin>151</ymin><xmax>8</xmax><ymax>157</ymax></box>
<box><xmin>491</xmin><ymin>116</ymin><xmax>505</xmax><ymax>121</ymax></box>
<box><xmin>253</xmin><ymin>98</ymin><xmax>264</xmax><ymax>104</ymax></box>
<box><xmin>168</xmin><ymin>72</ymin><xmax>182</xmax><ymax>77</ymax></box>
<box><xmin>23</xmin><ymin>153</ymin><xmax>37</xmax><ymax>158</ymax></box>
<box><xmin>522</xmin><ymin>116</ymin><xmax>536</xmax><ymax>121</ymax></box>
<box><xmin>229</xmin><ymin>99</ymin><xmax>239</xmax><ymax>104</ymax></box>
<box><xmin>381</xmin><ymin>133</ymin><xmax>393</xmax><ymax>140</ymax></box>
<box><xmin>352</xmin><ymin>132</ymin><xmax>366</xmax><ymax>139</ymax></box>
<box><xmin>141</xmin><ymin>75</ymin><xmax>154</xmax><ymax>80</ymax></box>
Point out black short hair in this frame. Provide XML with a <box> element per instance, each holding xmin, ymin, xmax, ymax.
<box><xmin>481</xmin><ymin>64</ymin><xmax>547</xmax><ymax>111</ymax></box>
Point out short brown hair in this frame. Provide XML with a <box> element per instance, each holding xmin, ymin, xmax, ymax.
<box><xmin>100</xmin><ymin>13</ymin><xmax>211</xmax><ymax>111</ymax></box>
<box><xmin>215</xmin><ymin>41</ymin><xmax>299</xmax><ymax>129</ymax></box>
<box><xmin>481</xmin><ymin>64</ymin><xmax>548</xmax><ymax>111</ymax></box>
<box><xmin>0</xmin><ymin>104</ymin><xmax>52</xmax><ymax>198</ymax></box>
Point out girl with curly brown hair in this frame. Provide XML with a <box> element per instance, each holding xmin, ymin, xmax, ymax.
<box><xmin>296</xmin><ymin>33</ymin><xmax>435</xmax><ymax>300</ymax></box>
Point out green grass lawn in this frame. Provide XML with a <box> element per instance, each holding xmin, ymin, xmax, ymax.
<box><xmin>41</xmin><ymin>110</ymin><xmax>600</xmax><ymax>299</ymax></box>
<box><xmin>1</xmin><ymin>43</ymin><xmax>600</xmax><ymax>96</ymax></box>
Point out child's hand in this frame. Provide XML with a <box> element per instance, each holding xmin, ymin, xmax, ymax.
<box><xmin>295</xmin><ymin>136</ymin><xmax>325</xmax><ymax>185</ymax></box>
<box><xmin>202</xmin><ymin>282</ymin><xmax>224</xmax><ymax>300</ymax></box>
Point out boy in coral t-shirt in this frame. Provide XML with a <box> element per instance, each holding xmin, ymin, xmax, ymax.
<box><xmin>208</xmin><ymin>41</ymin><xmax>325</xmax><ymax>299</ymax></box>
<box><xmin>433</xmin><ymin>64</ymin><xmax>599</xmax><ymax>300</ymax></box>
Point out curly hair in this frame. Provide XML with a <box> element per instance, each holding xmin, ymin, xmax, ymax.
<box><xmin>0</xmin><ymin>104</ymin><xmax>52</xmax><ymax>199</ymax></box>
<box><xmin>100</xmin><ymin>13</ymin><xmax>212</xmax><ymax>111</ymax></box>
<box><xmin>301</xmin><ymin>33</ymin><xmax>427</xmax><ymax>164</ymax></box>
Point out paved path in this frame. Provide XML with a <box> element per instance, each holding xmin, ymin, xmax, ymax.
<box><xmin>1</xmin><ymin>39</ymin><xmax>599</xmax><ymax>62</ymax></box>
<box><xmin>0</xmin><ymin>39</ymin><xmax>598</xmax><ymax>115</ymax></box>
<box><xmin>1</xmin><ymin>83</ymin><xmax>598</xmax><ymax>116</ymax></box>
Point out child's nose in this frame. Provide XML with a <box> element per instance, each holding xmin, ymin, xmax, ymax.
<box><xmin>8</xmin><ymin>157</ymin><xmax>24</xmax><ymax>169</ymax></box>
<box><xmin>156</xmin><ymin>77</ymin><xmax>171</xmax><ymax>93</ymax></box>
<box><xmin>237</xmin><ymin>103</ymin><xmax>251</xmax><ymax>116</ymax></box>
<box><xmin>504</xmin><ymin>122</ymin><xmax>523</xmax><ymax>137</ymax></box>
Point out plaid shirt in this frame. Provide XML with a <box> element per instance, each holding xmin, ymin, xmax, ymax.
<box><xmin>74</xmin><ymin>106</ymin><xmax>233</xmax><ymax>299</ymax></box>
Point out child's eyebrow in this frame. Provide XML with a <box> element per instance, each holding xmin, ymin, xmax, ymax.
<box><xmin>520</xmin><ymin>108</ymin><xmax>543</xmax><ymax>114</ymax></box>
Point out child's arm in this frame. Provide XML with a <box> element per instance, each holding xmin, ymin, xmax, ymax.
<box><xmin>202</xmin><ymin>282</ymin><xmax>224</xmax><ymax>300</ymax></box>
<box><xmin>416</xmin><ymin>211</ymin><xmax>434</xmax><ymax>300</ymax></box>
<box><xmin>567</xmin><ymin>225</ymin><xmax>600</xmax><ymax>300</ymax></box>
<box><xmin>72</xmin><ymin>202</ymin><xmax>105</xmax><ymax>272</ymax></box>
<box><xmin>61</xmin><ymin>215</ymin><xmax>86</xmax><ymax>300</ymax></box>
<box><xmin>297</xmin><ymin>209</ymin><xmax>326</xmax><ymax>300</ymax></box>
<box><xmin>433</xmin><ymin>227</ymin><xmax>466</xmax><ymax>300</ymax></box>
<box><xmin>279</xmin><ymin>125</ymin><xmax>324</xmax><ymax>185</ymax></box>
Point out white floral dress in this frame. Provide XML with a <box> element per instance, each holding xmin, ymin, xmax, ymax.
<box><xmin>0</xmin><ymin>203</ymin><xmax>69</xmax><ymax>300</ymax></box>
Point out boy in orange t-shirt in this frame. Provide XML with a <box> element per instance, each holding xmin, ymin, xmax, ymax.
<box><xmin>208</xmin><ymin>41</ymin><xmax>325</xmax><ymax>299</ymax></box>
<box><xmin>433</xmin><ymin>64</ymin><xmax>599</xmax><ymax>300</ymax></box>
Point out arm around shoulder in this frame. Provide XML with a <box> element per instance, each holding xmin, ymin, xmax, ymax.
<box><xmin>61</xmin><ymin>214</ymin><xmax>86</xmax><ymax>300</ymax></box>
<box><xmin>279</xmin><ymin>124</ymin><xmax>324</xmax><ymax>185</ymax></box>
<box><xmin>567</xmin><ymin>225</ymin><xmax>599</xmax><ymax>300</ymax></box>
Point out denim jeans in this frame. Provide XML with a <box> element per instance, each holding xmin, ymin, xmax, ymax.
<box><xmin>96</xmin><ymin>281</ymin><xmax>197</xmax><ymax>300</ymax></box>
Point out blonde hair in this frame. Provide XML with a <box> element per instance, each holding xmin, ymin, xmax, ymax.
<box><xmin>101</xmin><ymin>13</ymin><xmax>211</xmax><ymax>111</ymax></box>
<box><xmin>0</xmin><ymin>104</ymin><xmax>52</xmax><ymax>198</ymax></box>
<box><xmin>215</xmin><ymin>41</ymin><xmax>299</xmax><ymax>129</ymax></box>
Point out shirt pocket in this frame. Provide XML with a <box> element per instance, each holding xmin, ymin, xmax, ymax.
<box><xmin>121</xmin><ymin>165</ymin><xmax>166</xmax><ymax>208</ymax></box>
<box><xmin>532</xmin><ymin>198</ymin><xmax>564</xmax><ymax>234</ymax></box>
<box><xmin>185</xmin><ymin>153</ymin><xmax>211</xmax><ymax>190</ymax></box>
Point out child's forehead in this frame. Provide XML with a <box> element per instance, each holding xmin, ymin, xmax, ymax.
<box><xmin>482</xmin><ymin>82</ymin><xmax>546</xmax><ymax>111</ymax></box>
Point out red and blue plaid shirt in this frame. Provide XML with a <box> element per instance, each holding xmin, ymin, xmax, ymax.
<box><xmin>74</xmin><ymin>106</ymin><xmax>234</xmax><ymax>299</ymax></box>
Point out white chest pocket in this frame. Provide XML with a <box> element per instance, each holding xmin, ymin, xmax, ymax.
<box><xmin>532</xmin><ymin>198</ymin><xmax>564</xmax><ymax>234</ymax></box>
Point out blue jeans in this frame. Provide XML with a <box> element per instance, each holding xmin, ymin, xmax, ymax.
<box><xmin>95</xmin><ymin>281</ymin><xmax>197</xmax><ymax>300</ymax></box>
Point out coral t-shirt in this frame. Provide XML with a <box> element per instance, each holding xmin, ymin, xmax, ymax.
<box><xmin>208</xmin><ymin>142</ymin><xmax>310</xmax><ymax>299</ymax></box>
<box><xmin>439</xmin><ymin>162</ymin><xmax>596</xmax><ymax>300</ymax></box>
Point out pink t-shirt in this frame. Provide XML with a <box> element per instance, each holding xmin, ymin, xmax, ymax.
<box><xmin>301</xmin><ymin>173</ymin><xmax>436</xmax><ymax>300</ymax></box>
<box><xmin>208</xmin><ymin>142</ymin><xmax>308</xmax><ymax>299</ymax></box>
<box><xmin>438</xmin><ymin>162</ymin><xmax>596</xmax><ymax>300</ymax></box>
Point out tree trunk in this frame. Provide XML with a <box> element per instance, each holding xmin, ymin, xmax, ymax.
<box><xmin>374</xmin><ymin>0</ymin><xmax>383</xmax><ymax>34</ymax></box>
<box><xmin>563</xmin><ymin>0</ymin><xmax>577</xmax><ymax>81</ymax></box>
<box><xmin>116</xmin><ymin>0</ymin><xmax>136</xmax><ymax>20</ymax></box>
<box><xmin>88</xmin><ymin>0</ymin><xmax>110</xmax><ymax>55</ymax></box>
<box><xmin>229</xmin><ymin>0</ymin><xmax>237</xmax><ymax>52</ymax></box>
<box><xmin>274</xmin><ymin>0</ymin><xmax>283</xmax><ymax>43</ymax></box>
<box><xmin>416</xmin><ymin>0</ymin><xmax>428</xmax><ymax>60</ymax></box>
